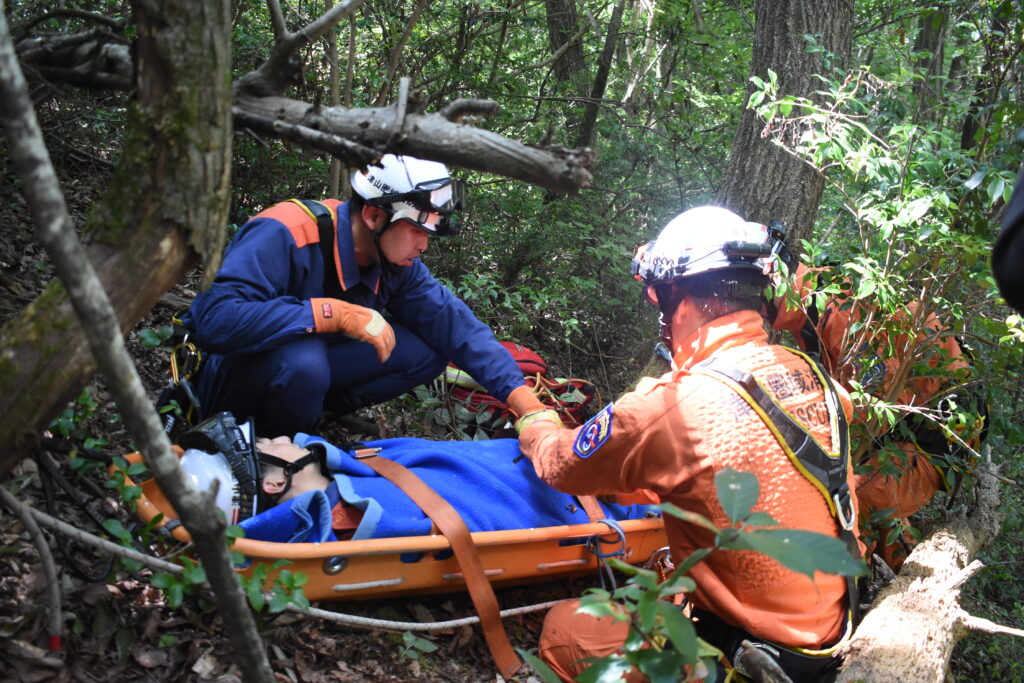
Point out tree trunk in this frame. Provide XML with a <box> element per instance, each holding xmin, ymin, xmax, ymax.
<box><xmin>714</xmin><ymin>0</ymin><xmax>853</xmax><ymax>249</ymax></box>
<box><xmin>544</xmin><ymin>0</ymin><xmax>586</xmax><ymax>88</ymax></box>
<box><xmin>911</xmin><ymin>7</ymin><xmax>947</xmax><ymax>113</ymax></box>
<box><xmin>0</xmin><ymin>0</ymin><xmax>233</xmax><ymax>477</ymax></box>
<box><xmin>576</xmin><ymin>0</ymin><xmax>626</xmax><ymax>149</ymax></box>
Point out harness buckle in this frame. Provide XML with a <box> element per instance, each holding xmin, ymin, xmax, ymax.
<box><xmin>833</xmin><ymin>486</ymin><xmax>855</xmax><ymax>532</ymax></box>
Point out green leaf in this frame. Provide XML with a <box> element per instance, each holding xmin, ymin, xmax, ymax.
<box><xmin>965</xmin><ymin>169</ymin><xmax>986</xmax><ymax>190</ymax></box>
<box><xmin>166</xmin><ymin>583</ymin><xmax>184</xmax><ymax>609</ymax></box>
<box><xmin>576</xmin><ymin>656</ymin><xmax>634</xmax><ymax>683</ymax></box>
<box><xmin>714</xmin><ymin>468</ymin><xmax>759</xmax><ymax>524</ymax></box>
<box><xmin>988</xmin><ymin>177</ymin><xmax>1006</xmax><ymax>206</ymax></box>
<box><xmin>656</xmin><ymin>600</ymin><xmax>698</xmax><ymax>663</ymax></box>
<box><xmin>246</xmin><ymin>581</ymin><xmax>265</xmax><ymax>611</ymax></box>
<box><xmin>657</xmin><ymin>502</ymin><xmax>719</xmax><ymax>534</ymax></box>
<box><xmin>102</xmin><ymin>518</ymin><xmax>132</xmax><ymax>544</ymax></box>
<box><xmin>743</xmin><ymin>511</ymin><xmax>779</xmax><ymax>528</ymax></box>
<box><xmin>517</xmin><ymin>648</ymin><xmax>563</xmax><ymax>683</ymax></box>
<box><xmin>741</xmin><ymin>528</ymin><xmax>868</xmax><ymax>580</ymax></box>
<box><xmin>151</xmin><ymin>572</ymin><xmax>176</xmax><ymax>589</ymax></box>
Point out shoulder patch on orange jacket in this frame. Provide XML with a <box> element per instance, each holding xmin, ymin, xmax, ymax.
<box><xmin>573</xmin><ymin>403</ymin><xmax>614</xmax><ymax>458</ymax></box>
<box><xmin>253</xmin><ymin>202</ymin><xmax>321</xmax><ymax>248</ymax></box>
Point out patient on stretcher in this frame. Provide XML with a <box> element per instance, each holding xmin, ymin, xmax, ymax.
<box><xmin>177</xmin><ymin>416</ymin><xmax>656</xmax><ymax>545</ymax></box>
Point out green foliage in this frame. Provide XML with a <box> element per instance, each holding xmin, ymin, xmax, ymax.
<box><xmin>557</xmin><ymin>468</ymin><xmax>867</xmax><ymax>681</ymax></box>
<box><xmin>399</xmin><ymin>631</ymin><xmax>438</xmax><ymax>661</ymax></box>
<box><xmin>138</xmin><ymin>324</ymin><xmax>174</xmax><ymax>349</ymax></box>
<box><xmin>105</xmin><ymin>454</ymin><xmax>146</xmax><ymax>510</ymax></box>
<box><xmin>238</xmin><ymin>558</ymin><xmax>310</xmax><ymax>614</ymax></box>
<box><xmin>151</xmin><ymin>558</ymin><xmax>206</xmax><ymax>609</ymax></box>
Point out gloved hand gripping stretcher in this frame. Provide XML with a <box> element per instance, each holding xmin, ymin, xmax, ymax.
<box><xmin>118</xmin><ymin>413</ymin><xmax>667</xmax><ymax>604</ymax></box>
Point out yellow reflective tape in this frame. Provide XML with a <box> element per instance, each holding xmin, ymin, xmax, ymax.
<box><xmin>441</xmin><ymin>366</ymin><xmax>486</xmax><ymax>391</ymax></box>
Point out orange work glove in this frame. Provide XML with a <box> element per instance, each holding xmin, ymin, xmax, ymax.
<box><xmin>506</xmin><ymin>384</ymin><xmax>547</xmax><ymax>417</ymax></box>
<box><xmin>310</xmin><ymin>298</ymin><xmax>395</xmax><ymax>363</ymax></box>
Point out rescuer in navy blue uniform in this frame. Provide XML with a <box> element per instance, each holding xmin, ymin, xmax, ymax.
<box><xmin>183</xmin><ymin>155</ymin><xmax>546</xmax><ymax>436</ymax></box>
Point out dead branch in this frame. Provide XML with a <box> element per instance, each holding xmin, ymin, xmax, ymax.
<box><xmin>232</xmin><ymin>106</ymin><xmax>381</xmax><ymax>167</ymax></box>
<box><xmin>234</xmin><ymin>0</ymin><xmax>369</xmax><ymax>97</ymax></box>
<box><xmin>837</xmin><ymin>460</ymin><xmax>1004</xmax><ymax>682</ymax></box>
<box><xmin>439</xmin><ymin>98</ymin><xmax>501</xmax><ymax>122</ymax></box>
<box><xmin>235</xmin><ymin>94</ymin><xmax>594</xmax><ymax>192</ymax></box>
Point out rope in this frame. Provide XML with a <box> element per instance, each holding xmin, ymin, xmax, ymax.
<box><xmin>587</xmin><ymin>518</ymin><xmax>626</xmax><ymax>592</ymax></box>
<box><xmin>293</xmin><ymin>599</ymin><xmax>569</xmax><ymax>632</ymax></box>
<box><xmin>1</xmin><ymin>487</ymin><xmax>570</xmax><ymax>633</ymax></box>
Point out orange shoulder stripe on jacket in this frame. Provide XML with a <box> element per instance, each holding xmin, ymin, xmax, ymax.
<box><xmin>253</xmin><ymin>201</ymin><xmax>321</xmax><ymax>247</ymax></box>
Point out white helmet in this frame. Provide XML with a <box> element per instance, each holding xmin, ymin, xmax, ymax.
<box><xmin>351</xmin><ymin>154</ymin><xmax>463</xmax><ymax>235</ymax></box>
<box><xmin>180</xmin><ymin>448</ymin><xmax>249</xmax><ymax>524</ymax></box>
<box><xmin>178</xmin><ymin>412</ymin><xmax>260</xmax><ymax>523</ymax></box>
<box><xmin>631</xmin><ymin>206</ymin><xmax>787</xmax><ymax>304</ymax></box>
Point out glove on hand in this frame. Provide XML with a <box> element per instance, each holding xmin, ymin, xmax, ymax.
<box><xmin>505</xmin><ymin>384</ymin><xmax>547</xmax><ymax>418</ymax></box>
<box><xmin>514</xmin><ymin>409</ymin><xmax>561</xmax><ymax>435</ymax></box>
<box><xmin>311</xmin><ymin>298</ymin><xmax>395</xmax><ymax>363</ymax></box>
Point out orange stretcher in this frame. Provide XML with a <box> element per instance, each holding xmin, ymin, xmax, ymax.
<box><xmin>121</xmin><ymin>451</ymin><xmax>669</xmax><ymax>602</ymax></box>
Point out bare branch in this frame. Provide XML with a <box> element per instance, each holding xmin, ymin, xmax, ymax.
<box><xmin>440</xmin><ymin>98</ymin><xmax>501</xmax><ymax>122</ymax></box>
<box><xmin>0</xmin><ymin>5</ymin><xmax>271</xmax><ymax>680</ymax></box>
<box><xmin>233</xmin><ymin>106</ymin><xmax>381</xmax><ymax>166</ymax></box>
<box><xmin>235</xmin><ymin>94</ymin><xmax>594</xmax><ymax>192</ymax></box>
<box><xmin>12</xmin><ymin>8</ymin><xmax>123</xmax><ymax>39</ymax></box>
<box><xmin>267</xmin><ymin>0</ymin><xmax>287</xmax><ymax>41</ymax></box>
<box><xmin>960</xmin><ymin>614</ymin><xmax>1024</xmax><ymax>639</ymax></box>
<box><xmin>236</xmin><ymin>0</ymin><xmax>369</xmax><ymax>97</ymax></box>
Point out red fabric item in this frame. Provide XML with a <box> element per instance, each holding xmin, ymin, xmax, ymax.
<box><xmin>445</xmin><ymin>342</ymin><xmax>596</xmax><ymax>429</ymax></box>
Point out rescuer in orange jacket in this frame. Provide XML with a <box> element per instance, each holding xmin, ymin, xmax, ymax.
<box><xmin>515</xmin><ymin>207</ymin><xmax>863</xmax><ymax>682</ymax></box>
<box><xmin>771</xmin><ymin>264</ymin><xmax>984</xmax><ymax>569</ymax></box>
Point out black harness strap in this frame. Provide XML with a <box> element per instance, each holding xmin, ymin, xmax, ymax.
<box><xmin>290</xmin><ymin>199</ymin><xmax>343</xmax><ymax>299</ymax></box>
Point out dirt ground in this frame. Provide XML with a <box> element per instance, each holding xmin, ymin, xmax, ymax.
<box><xmin>0</xmin><ymin>174</ymin><xmax>600</xmax><ymax>682</ymax></box>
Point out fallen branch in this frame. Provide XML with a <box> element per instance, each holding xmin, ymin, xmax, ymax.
<box><xmin>837</xmin><ymin>460</ymin><xmax>1007</xmax><ymax>682</ymax></box>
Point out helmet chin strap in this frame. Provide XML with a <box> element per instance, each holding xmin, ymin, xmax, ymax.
<box><xmin>654</xmin><ymin>282</ymin><xmax>683</xmax><ymax>350</ymax></box>
<box><xmin>370</xmin><ymin>215</ymin><xmax>404</xmax><ymax>278</ymax></box>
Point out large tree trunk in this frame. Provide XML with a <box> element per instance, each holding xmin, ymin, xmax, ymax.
<box><xmin>714</xmin><ymin>0</ymin><xmax>853</xmax><ymax>248</ymax></box>
<box><xmin>0</xmin><ymin>0</ymin><xmax>233</xmax><ymax>477</ymax></box>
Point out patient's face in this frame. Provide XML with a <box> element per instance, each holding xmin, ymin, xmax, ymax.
<box><xmin>256</xmin><ymin>437</ymin><xmax>331</xmax><ymax>505</ymax></box>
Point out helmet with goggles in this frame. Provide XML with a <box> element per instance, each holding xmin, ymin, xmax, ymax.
<box><xmin>177</xmin><ymin>412</ymin><xmax>328</xmax><ymax>523</ymax></box>
<box><xmin>351</xmin><ymin>154</ymin><xmax>463</xmax><ymax>236</ymax></box>
<box><xmin>631</xmin><ymin>206</ymin><xmax>791</xmax><ymax>305</ymax></box>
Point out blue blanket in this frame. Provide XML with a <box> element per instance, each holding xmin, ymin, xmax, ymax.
<box><xmin>239</xmin><ymin>436</ymin><xmax>654</xmax><ymax>544</ymax></box>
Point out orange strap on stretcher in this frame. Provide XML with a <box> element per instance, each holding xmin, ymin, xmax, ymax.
<box><xmin>577</xmin><ymin>495</ymin><xmax>604</xmax><ymax>522</ymax></box>
<box><xmin>355</xmin><ymin>450</ymin><xmax>523</xmax><ymax>679</ymax></box>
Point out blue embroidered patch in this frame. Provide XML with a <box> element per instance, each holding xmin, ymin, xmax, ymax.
<box><xmin>573</xmin><ymin>403</ymin><xmax>614</xmax><ymax>458</ymax></box>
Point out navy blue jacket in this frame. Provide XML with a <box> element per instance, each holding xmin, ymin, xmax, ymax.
<box><xmin>183</xmin><ymin>199</ymin><xmax>524</xmax><ymax>401</ymax></box>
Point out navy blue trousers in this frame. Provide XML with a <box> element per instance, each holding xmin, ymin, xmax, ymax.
<box><xmin>194</xmin><ymin>322</ymin><xmax>447</xmax><ymax>436</ymax></box>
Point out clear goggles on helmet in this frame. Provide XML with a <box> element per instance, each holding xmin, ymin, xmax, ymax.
<box><xmin>366</xmin><ymin>177</ymin><xmax>464</xmax><ymax>236</ymax></box>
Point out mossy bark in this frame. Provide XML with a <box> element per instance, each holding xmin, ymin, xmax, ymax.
<box><xmin>0</xmin><ymin>0</ymin><xmax>232</xmax><ymax>475</ymax></box>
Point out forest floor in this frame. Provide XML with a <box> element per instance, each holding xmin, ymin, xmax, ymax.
<box><xmin>0</xmin><ymin>190</ymin><xmax>592</xmax><ymax>682</ymax></box>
